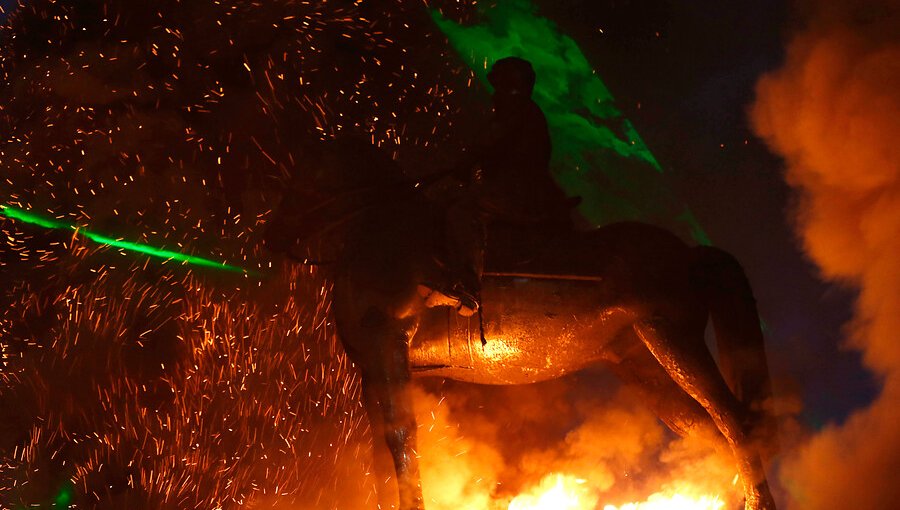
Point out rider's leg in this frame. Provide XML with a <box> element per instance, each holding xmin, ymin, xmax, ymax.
<box><xmin>418</xmin><ymin>192</ymin><xmax>481</xmax><ymax>315</ymax></box>
<box><xmin>447</xmin><ymin>196</ymin><xmax>484</xmax><ymax>293</ymax></box>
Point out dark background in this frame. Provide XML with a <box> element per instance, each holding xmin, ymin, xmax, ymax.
<box><xmin>533</xmin><ymin>0</ymin><xmax>876</xmax><ymax>426</ymax></box>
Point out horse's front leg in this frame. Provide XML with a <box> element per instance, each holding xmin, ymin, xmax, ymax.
<box><xmin>360</xmin><ymin>320</ymin><xmax>424</xmax><ymax>510</ymax></box>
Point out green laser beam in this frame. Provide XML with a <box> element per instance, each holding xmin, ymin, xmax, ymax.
<box><xmin>432</xmin><ymin>2</ymin><xmax>660</xmax><ymax>172</ymax></box>
<box><xmin>431</xmin><ymin>0</ymin><xmax>711</xmax><ymax>245</ymax></box>
<box><xmin>54</xmin><ymin>482</ymin><xmax>72</xmax><ymax>508</ymax></box>
<box><xmin>1</xmin><ymin>205</ymin><xmax>252</xmax><ymax>274</ymax></box>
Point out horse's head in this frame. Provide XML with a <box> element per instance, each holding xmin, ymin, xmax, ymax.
<box><xmin>305</xmin><ymin>137</ymin><xmax>406</xmax><ymax>190</ymax></box>
<box><xmin>265</xmin><ymin>136</ymin><xmax>427</xmax><ymax>261</ymax></box>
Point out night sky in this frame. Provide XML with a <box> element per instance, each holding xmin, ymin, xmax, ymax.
<box><xmin>530</xmin><ymin>0</ymin><xmax>876</xmax><ymax>425</ymax></box>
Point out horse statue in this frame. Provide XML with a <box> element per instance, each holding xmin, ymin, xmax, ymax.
<box><xmin>264</xmin><ymin>138</ymin><xmax>778</xmax><ymax>510</ymax></box>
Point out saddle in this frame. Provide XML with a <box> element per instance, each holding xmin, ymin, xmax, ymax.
<box><xmin>419</xmin><ymin>204</ymin><xmax>578</xmax><ymax>318</ymax></box>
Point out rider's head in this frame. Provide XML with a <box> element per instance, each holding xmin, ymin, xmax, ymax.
<box><xmin>487</xmin><ymin>57</ymin><xmax>536</xmax><ymax>99</ymax></box>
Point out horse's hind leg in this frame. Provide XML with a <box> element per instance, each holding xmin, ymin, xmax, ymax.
<box><xmin>633</xmin><ymin>317</ymin><xmax>776</xmax><ymax>510</ymax></box>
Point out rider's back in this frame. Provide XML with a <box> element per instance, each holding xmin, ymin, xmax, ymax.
<box><xmin>478</xmin><ymin>97</ymin><xmax>564</xmax><ymax>219</ymax></box>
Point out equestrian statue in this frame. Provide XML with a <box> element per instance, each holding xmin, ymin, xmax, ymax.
<box><xmin>263</xmin><ymin>58</ymin><xmax>778</xmax><ymax>510</ymax></box>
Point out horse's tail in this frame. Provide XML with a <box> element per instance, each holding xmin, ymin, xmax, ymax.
<box><xmin>691</xmin><ymin>246</ymin><xmax>773</xmax><ymax>415</ymax></box>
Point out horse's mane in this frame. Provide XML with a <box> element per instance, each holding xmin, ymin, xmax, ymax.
<box><xmin>307</xmin><ymin>136</ymin><xmax>413</xmax><ymax>193</ymax></box>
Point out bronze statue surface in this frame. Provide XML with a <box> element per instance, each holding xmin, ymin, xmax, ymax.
<box><xmin>266</xmin><ymin>140</ymin><xmax>777</xmax><ymax>510</ymax></box>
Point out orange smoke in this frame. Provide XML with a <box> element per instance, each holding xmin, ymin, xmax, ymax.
<box><xmin>751</xmin><ymin>1</ymin><xmax>900</xmax><ymax>507</ymax></box>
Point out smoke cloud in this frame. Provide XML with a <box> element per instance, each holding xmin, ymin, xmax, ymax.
<box><xmin>411</xmin><ymin>379</ymin><xmax>742</xmax><ymax>509</ymax></box>
<box><xmin>751</xmin><ymin>1</ymin><xmax>900</xmax><ymax>507</ymax></box>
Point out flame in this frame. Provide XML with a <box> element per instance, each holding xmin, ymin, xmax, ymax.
<box><xmin>603</xmin><ymin>492</ymin><xmax>725</xmax><ymax>510</ymax></box>
<box><xmin>508</xmin><ymin>473</ymin><xmax>598</xmax><ymax>510</ymax></box>
<box><xmin>506</xmin><ymin>473</ymin><xmax>724</xmax><ymax>510</ymax></box>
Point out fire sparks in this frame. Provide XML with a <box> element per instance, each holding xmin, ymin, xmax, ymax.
<box><xmin>0</xmin><ymin>0</ymin><xmax>472</xmax><ymax>504</ymax></box>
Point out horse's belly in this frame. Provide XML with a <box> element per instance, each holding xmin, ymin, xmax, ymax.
<box><xmin>410</xmin><ymin>275</ymin><xmax>630</xmax><ymax>385</ymax></box>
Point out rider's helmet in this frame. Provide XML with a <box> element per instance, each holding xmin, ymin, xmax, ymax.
<box><xmin>487</xmin><ymin>57</ymin><xmax>536</xmax><ymax>97</ymax></box>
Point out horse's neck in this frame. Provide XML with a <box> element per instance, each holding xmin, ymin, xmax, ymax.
<box><xmin>346</xmin><ymin>190</ymin><xmax>440</xmax><ymax>245</ymax></box>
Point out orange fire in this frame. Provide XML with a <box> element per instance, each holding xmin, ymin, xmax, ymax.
<box><xmin>506</xmin><ymin>473</ymin><xmax>725</xmax><ymax>510</ymax></box>
<box><xmin>508</xmin><ymin>473</ymin><xmax>597</xmax><ymax>510</ymax></box>
<box><xmin>602</xmin><ymin>492</ymin><xmax>725</xmax><ymax>510</ymax></box>
<box><xmin>415</xmin><ymin>387</ymin><xmax>740</xmax><ymax>510</ymax></box>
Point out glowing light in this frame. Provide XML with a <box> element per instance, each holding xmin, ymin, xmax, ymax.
<box><xmin>508</xmin><ymin>474</ymin><xmax>598</xmax><ymax>510</ymax></box>
<box><xmin>481</xmin><ymin>337</ymin><xmax>521</xmax><ymax>361</ymax></box>
<box><xmin>603</xmin><ymin>492</ymin><xmax>725</xmax><ymax>510</ymax></box>
<box><xmin>506</xmin><ymin>473</ymin><xmax>725</xmax><ymax>510</ymax></box>
<box><xmin>0</xmin><ymin>205</ymin><xmax>251</xmax><ymax>274</ymax></box>
<box><xmin>54</xmin><ymin>483</ymin><xmax>73</xmax><ymax>508</ymax></box>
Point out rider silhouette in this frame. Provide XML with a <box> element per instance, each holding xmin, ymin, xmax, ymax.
<box><xmin>420</xmin><ymin>57</ymin><xmax>574</xmax><ymax>315</ymax></box>
<box><xmin>465</xmin><ymin>57</ymin><xmax>570</xmax><ymax>221</ymax></box>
